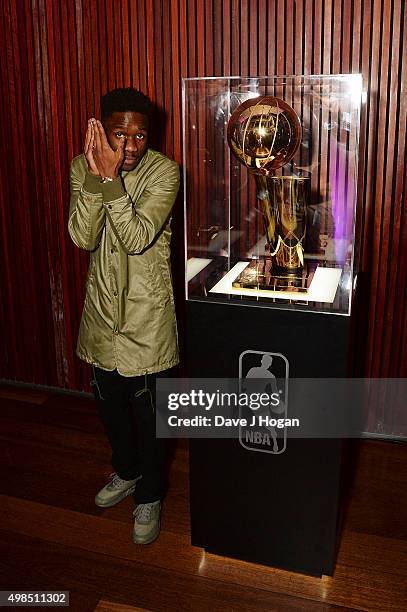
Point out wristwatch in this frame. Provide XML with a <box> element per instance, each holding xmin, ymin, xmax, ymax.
<box><xmin>100</xmin><ymin>176</ymin><xmax>115</xmax><ymax>183</ymax></box>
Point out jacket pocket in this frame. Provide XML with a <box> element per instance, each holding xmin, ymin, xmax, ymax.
<box><xmin>146</xmin><ymin>262</ymin><xmax>171</xmax><ymax>307</ymax></box>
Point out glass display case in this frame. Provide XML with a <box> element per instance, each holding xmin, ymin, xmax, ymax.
<box><xmin>183</xmin><ymin>75</ymin><xmax>363</xmax><ymax>315</ymax></box>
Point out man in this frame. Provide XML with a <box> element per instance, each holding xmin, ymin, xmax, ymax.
<box><xmin>68</xmin><ymin>88</ymin><xmax>180</xmax><ymax>544</ymax></box>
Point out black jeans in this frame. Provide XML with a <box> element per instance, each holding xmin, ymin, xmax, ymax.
<box><xmin>91</xmin><ymin>366</ymin><xmax>167</xmax><ymax>503</ymax></box>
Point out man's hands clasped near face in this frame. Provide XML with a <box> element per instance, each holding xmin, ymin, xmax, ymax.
<box><xmin>84</xmin><ymin>118</ymin><xmax>125</xmax><ymax>179</ymax></box>
<box><xmin>84</xmin><ymin>111</ymin><xmax>149</xmax><ymax>178</ymax></box>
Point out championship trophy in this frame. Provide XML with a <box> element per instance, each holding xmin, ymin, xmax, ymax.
<box><xmin>227</xmin><ymin>96</ymin><xmax>310</xmax><ymax>292</ymax></box>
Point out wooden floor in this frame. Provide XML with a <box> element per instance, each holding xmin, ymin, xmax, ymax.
<box><xmin>0</xmin><ymin>383</ymin><xmax>406</xmax><ymax>612</ymax></box>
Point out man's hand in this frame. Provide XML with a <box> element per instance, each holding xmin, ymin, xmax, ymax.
<box><xmin>84</xmin><ymin>118</ymin><xmax>99</xmax><ymax>175</ymax></box>
<box><xmin>92</xmin><ymin>119</ymin><xmax>125</xmax><ymax>179</ymax></box>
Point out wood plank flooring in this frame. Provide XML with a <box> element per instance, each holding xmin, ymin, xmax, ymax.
<box><xmin>0</xmin><ymin>384</ymin><xmax>406</xmax><ymax>611</ymax></box>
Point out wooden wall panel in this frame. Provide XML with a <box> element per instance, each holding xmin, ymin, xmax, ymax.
<box><xmin>0</xmin><ymin>0</ymin><xmax>405</xmax><ymax>435</ymax></box>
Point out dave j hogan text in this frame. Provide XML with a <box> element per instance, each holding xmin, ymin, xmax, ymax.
<box><xmin>167</xmin><ymin>415</ymin><xmax>299</xmax><ymax>428</ymax></box>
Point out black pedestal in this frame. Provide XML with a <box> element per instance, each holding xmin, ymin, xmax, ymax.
<box><xmin>187</xmin><ymin>300</ymin><xmax>350</xmax><ymax>576</ymax></box>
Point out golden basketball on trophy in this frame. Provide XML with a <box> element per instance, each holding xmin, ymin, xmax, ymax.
<box><xmin>227</xmin><ymin>96</ymin><xmax>302</xmax><ymax>174</ymax></box>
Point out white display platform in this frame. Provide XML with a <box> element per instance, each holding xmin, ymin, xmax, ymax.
<box><xmin>209</xmin><ymin>262</ymin><xmax>342</xmax><ymax>303</ymax></box>
<box><xmin>186</xmin><ymin>257</ymin><xmax>213</xmax><ymax>282</ymax></box>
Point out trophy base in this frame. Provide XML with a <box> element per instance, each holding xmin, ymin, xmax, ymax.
<box><xmin>232</xmin><ymin>259</ymin><xmax>313</xmax><ymax>293</ymax></box>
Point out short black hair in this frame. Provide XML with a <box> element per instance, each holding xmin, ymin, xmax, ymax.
<box><xmin>101</xmin><ymin>88</ymin><xmax>150</xmax><ymax>120</ymax></box>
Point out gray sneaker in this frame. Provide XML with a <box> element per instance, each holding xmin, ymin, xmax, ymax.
<box><xmin>132</xmin><ymin>500</ymin><xmax>161</xmax><ymax>544</ymax></box>
<box><xmin>95</xmin><ymin>472</ymin><xmax>141</xmax><ymax>508</ymax></box>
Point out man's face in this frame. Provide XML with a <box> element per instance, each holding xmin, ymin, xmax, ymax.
<box><xmin>103</xmin><ymin>111</ymin><xmax>149</xmax><ymax>171</ymax></box>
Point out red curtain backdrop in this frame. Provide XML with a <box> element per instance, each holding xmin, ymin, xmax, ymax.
<box><xmin>0</xmin><ymin>1</ymin><xmax>405</xmax><ymax>434</ymax></box>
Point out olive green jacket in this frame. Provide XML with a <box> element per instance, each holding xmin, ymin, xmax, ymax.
<box><xmin>68</xmin><ymin>149</ymin><xmax>180</xmax><ymax>376</ymax></box>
